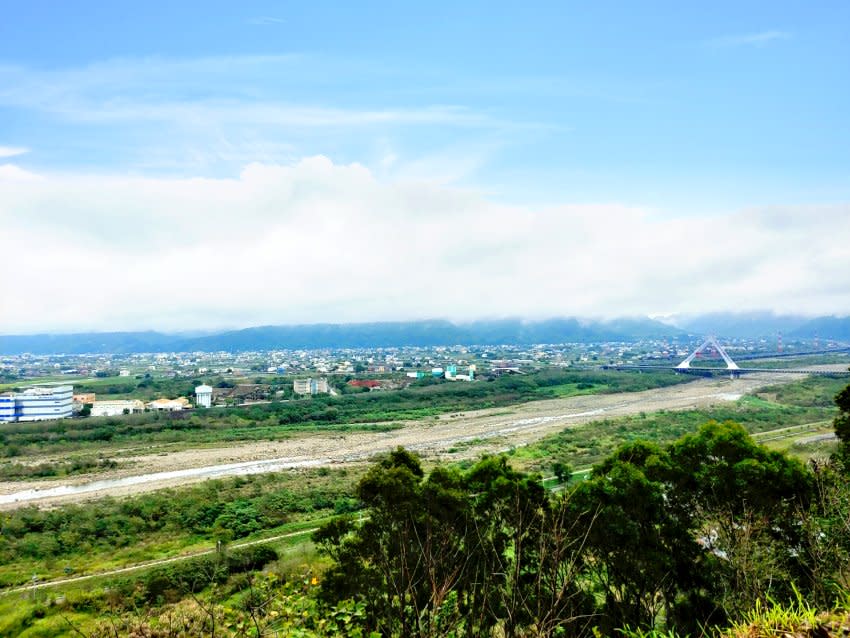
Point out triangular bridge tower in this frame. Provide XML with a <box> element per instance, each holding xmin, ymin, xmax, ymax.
<box><xmin>676</xmin><ymin>336</ymin><xmax>739</xmax><ymax>372</ymax></box>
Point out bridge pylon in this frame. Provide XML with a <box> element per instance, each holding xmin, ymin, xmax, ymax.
<box><xmin>676</xmin><ymin>336</ymin><xmax>740</xmax><ymax>373</ymax></box>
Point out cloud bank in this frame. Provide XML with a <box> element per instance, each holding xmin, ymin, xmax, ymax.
<box><xmin>1</xmin><ymin>156</ymin><xmax>848</xmax><ymax>334</ymax></box>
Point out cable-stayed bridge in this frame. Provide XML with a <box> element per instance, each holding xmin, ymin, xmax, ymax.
<box><xmin>603</xmin><ymin>339</ymin><xmax>850</xmax><ymax>378</ymax></box>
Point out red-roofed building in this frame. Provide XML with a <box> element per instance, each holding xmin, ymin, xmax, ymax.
<box><xmin>347</xmin><ymin>379</ymin><xmax>382</xmax><ymax>389</ymax></box>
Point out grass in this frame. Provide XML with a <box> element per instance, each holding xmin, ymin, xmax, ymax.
<box><xmin>0</xmin><ymin>537</ymin><xmax>327</xmax><ymax>638</ymax></box>
<box><xmin>0</xmin><ymin>466</ymin><xmax>363</xmax><ymax>589</ymax></box>
<box><xmin>548</xmin><ymin>382</ymin><xmax>604</xmax><ymax>398</ymax></box>
<box><xmin>511</xmin><ymin>375</ymin><xmax>845</xmax><ymax>474</ymax></box>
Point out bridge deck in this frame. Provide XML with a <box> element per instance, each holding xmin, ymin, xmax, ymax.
<box><xmin>603</xmin><ymin>364</ymin><xmax>850</xmax><ymax>376</ymax></box>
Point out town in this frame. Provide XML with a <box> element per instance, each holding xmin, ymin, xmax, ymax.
<box><xmin>1</xmin><ymin>335</ymin><xmax>843</xmax><ymax>423</ymax></box>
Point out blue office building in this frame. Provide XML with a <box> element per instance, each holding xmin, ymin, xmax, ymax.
<box><xmin>0</xmin><ymin>385</ymin><xmax>74</xmax><ymax>422</ymax></box>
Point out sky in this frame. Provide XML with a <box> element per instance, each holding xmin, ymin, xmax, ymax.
<box><xmin>1</xmin><ymin>1</ymin><xmax>849</xmax><ymax>334</ymax></box>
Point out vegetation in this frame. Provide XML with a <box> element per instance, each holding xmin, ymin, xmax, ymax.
<box><xmin>0</xmin><ymin>369</ymin><xmax>688</xmax><ymax>458</ymax></box>
<box><xmin>0</xmin><ymin>456</ymin><xmax>117</xmax><ymax>480</ymax></box>
<box><xmin>0</xmin><ymin>467</ymin><xmax>360</xmax><ymax>587</ymax></box>
<box><xmin>512</xmin><ymin>375</ymin><xmax>846</xmax><ymax>473</ymax></box>
<box><xmin>2</xmin><ymin>376</ymin><xmax>849</xmax><ymax>637</ymax></box>
<box><xmin>310</xmin><ymin>429</ymin><xmax>836</xmax><ymax>637</ymax></box>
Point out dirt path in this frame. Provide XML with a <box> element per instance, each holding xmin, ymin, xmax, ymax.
<box><xmin>0</xmin><ymin>370</ymin><xmax>835</xmax><ymax>509</ymax></box>
<box><xmin>0</xmin><ymin>527</ymin><xmax>319</xmax><ymax>595</ymax></box>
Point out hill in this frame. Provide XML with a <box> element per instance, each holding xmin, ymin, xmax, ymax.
<box><xmin>0</xmin><ymin>317</ymin><xmax>681</xmax><ymax>354</ymax></box>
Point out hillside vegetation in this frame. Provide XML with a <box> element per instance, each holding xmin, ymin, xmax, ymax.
<box><xmin>2</xmin><ymin>376</ymin><xmax>849</xmax><ymax>638</ymax></box>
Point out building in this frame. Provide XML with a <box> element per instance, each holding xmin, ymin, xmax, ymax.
<box><xmin>73</xmin><ymin>392</ymin><xmax>97</xmax><ymax>414</ymax></box>
<box><xmin>73</xmin><ymin>393</ymin><xmax>96</xmax><ymax>405</ymax></box>
<box><xmin>348</xmin><ymin>379</ymin><xmax>382</xmax><ymax>389</ymax></box>
<box><xmin>293</xmin><ymin>378</ymin><xmax>330</xmax><ymax>395</ymax></box>
<box><xmin>0</xmin><ymin>385</ymin><xmax>74</xmax><ymax>422</ymax></box>
<box><xmin>91</xmin><ymin>400</ymin><xmax>145</xmax><ymax>417</ymax></box>
<box><xmin>293</xmin><ymin>378</ymin><xmax>311</xmax><ymax>395</ymax></box>
<box><xmin>146</xmin><ymin>397</ymin><xmax>190</xmax><ymax>411</ymax></box>
<box><xmin>211</xmin><ymin>384</ymin><xmax>271</xmax><ymax>405</ymax></box>
<box><xmin>195</xmin><ymin>384</ymin><xmax>213</xmax><ymax>408</ymax></box>
<box><xmin>0</xmin><ymin>395</ymin><xmax>15</xmax><ymax>422</ymax></box>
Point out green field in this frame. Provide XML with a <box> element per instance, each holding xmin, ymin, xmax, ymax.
<box><xmin>509</xmin><ymin>375</ymin><xmax>848</xmax><ymax>474</ymax></box>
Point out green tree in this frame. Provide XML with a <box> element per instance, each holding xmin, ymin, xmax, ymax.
<box><xmin>551</xmin><ymin>460</ymin><xmax>572</xmax><ymax>484</ymax></box>
<box><xmin>667</xmin><ymin>421</ymin><xmax>813</xmax><ymax>622</ymax></box>
<box><xmin>833</xmin><ymin>382</ymin><xmax>850</xmax><ymax>464</ymax></box>
<box><xmin>315</xmin><ymin>449</ymin><xmax>590</xmax><ymax>638</ymax></box>
<box><xmin>568</xmin><ymin>441</ymin><xmax>701</xmax><ymax>634</ymax></box>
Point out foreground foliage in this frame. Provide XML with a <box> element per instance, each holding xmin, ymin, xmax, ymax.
<box><xmin>308</xmin><ymin>379</ymin><xmax>850</xmax><ymax>637</ymax></box>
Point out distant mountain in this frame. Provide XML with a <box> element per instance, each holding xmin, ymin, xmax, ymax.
<box><xmin>0</xmin><ymin>318</ymin><xmax>682</xmax><ymax>355</ymax></box>
<box><xmin>0</xmin><ymin>331</ymin><xmax>180</xmax><ymax>356</ymax></box>
<box><xmin>669</xmin><ymin>312</ymin><xmax>810</xmax><ymax>339</ymax></box>
<box><xmin>4</xmin><ymin>315</ymin><xmax>846</xmax><ymax>355</ymax></box>
<box><xmin>179</xmin><ymin>318</ymin><xmax>682</xmax><ymax>352</ymax></box>
<box><xmin>790</xmin><ymin>316</ymin><xmax>850</xmax><ymax>342</ymax></box>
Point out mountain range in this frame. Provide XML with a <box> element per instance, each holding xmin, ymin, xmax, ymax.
<box><xmin>0</xmin><ymin>314</ymin><xmax>848</xmax><ymax>355</ymax></box>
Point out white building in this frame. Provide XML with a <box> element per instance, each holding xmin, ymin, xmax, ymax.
<box><xmin>0</xmin><ymin>385</ymin><xmax>74</xmax><ymax>422</ymax></box>
<box><xmin>293</xmin><ymin>378</ymin><xmax>312</xmax><ymax>395</ymax></box>
<box><xmin>91</xmin><ymin>400</ymin><xmax>145</xmax><ymax>417</ymax></box>
<box><xmin>195</xmin><ymin>384</ymin><xmax>213</xmax><ymax>408</ymax></box>
<box><xmin>146</xmin><ymin>398</ymin><xmax>189</xmax><ymax>411</ymax></box>
<box><xmin>293</xmin><ymin>378</ymin><xmax>330</xmax><ymax>395</ymax></box>
<box><xmin>0</xmin><ymin>396</ymin><xmax>15</xmax><ymax>422</ymax></box>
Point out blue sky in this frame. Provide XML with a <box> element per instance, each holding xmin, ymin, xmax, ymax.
<box><xmin>3</xmin><ymin>0</ymin><xmax>848</xmax><ymax>207</ymax></box>
<box><xmin>1</xmin><ymin>1</ymin><xmax>849</xmax><ymax>332</ymax></box>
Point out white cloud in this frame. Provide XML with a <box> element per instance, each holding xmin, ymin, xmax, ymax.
<box><xmin>708</xmin><ymin>31</ymin><xmax>791</xmax><ymax>48</ymax></box>
<box><xmin>0</xmin><ymin>146</ymin><xmax>28</xmax><ymax>158</ymax></box>
<box><xmin>0</xmin><ymin>164</ymin><xmax>41</xmax><ymax>181</ymax></box>
<box><xmin>1</xmin><ymin>157</ymin><xmax>848</xmax><ymax>333</ymax></box>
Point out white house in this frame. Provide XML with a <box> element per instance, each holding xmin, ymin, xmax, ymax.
<box><xmin>146</xmin><ymin>398</ymin><xmax>189</xmax><ymax>411</ymax></box>
<box><xmin>91</xmin><ymin>400</ymin><xmax>145</xmax><ymax>417</ymax></box>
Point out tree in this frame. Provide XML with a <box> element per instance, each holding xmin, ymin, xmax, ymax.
<box><xmin>668</xmin><ymin>421</ymin><xmax>812</xmax><ymax>519</ymax></box>
<box><xmin>795</xmin><ymin>458</ymin><xmax>850</xmax><ymax>608</ymax></box>
<box><xmin>833</xmin><ymin>382</ymin><xmax>850</xmax><ymax>464</ymax></box>
<box><xmin>315</xmin><ymin>449</ymin><xmax>591</xmax><ymax>638</ymax></box>
<box><xmin>551</xmin><ymin>460</ymin><xmax>572</xmax><ymax>485</ymax></box>
<box><xmin>315</xmin><ymin>447</ymin><xmax>427</xmax><ymax>636</ymax></box>
<box><xmin>667</xmin><ymin>421</ymin><xmax>813</xmax><ymax>622</ymax></box>
<box><xmin>567</xmin><ymin>442</ymin><xmax>700</xmax><ymax>634</ymax></box>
